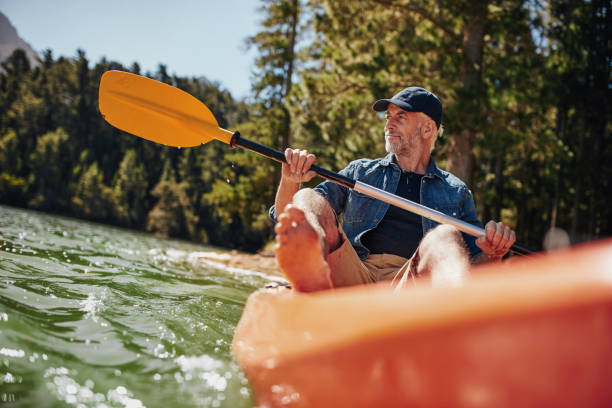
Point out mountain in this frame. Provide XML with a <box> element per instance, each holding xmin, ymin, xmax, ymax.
<box><xmin>0</xmin><ymin>12</ymin><xmax>40</xmax><ymax>67</ymax></box>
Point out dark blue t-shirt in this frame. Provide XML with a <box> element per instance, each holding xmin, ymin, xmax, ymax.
<box><xmin>361</xmin><ymin>170</ymin><xmax>423</xmax><ymax>258</ymax></box>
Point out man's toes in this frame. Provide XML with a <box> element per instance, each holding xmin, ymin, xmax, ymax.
<box><xmin>275</xmin><ymin>220</ymin><xmax>288</xmax><ymax>234</ymax></box>
<box><xmin>276</xmin><ymin>205</ymin><xmax>307</xmax><ymax>235</ymax></box>
<box><xmin>284</xmin><ymin>205</ymin><xmax>306</xmax><ymax>222</ymax></box>
<box><xmin>275</xmin><ymin>212</ymin><xmax>294</xmax><ymax>233</ymax></box>
<box><xmin>275</xmin><ymin>233</ymin><xmax>288</xmax><ymax>245</ymax></box>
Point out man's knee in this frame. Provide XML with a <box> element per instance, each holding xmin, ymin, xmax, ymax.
<box><xmin>292</xmin><ymin>188</ymin><xmax>321</xmax><ymax>206</ymax></box>
<box><xmin>291</xmin><ymin>188</ymin><xmax>341</xmax><ymax>251</ymax></box>
<box><xmin>417</xmin><ymin>224</ymin><xmax>470</xmax><ymax>286</ymax></box>
<box><xmin>423</xmin><ymin>224</ymin><xmax>463</xmax><ymax>246</ymax></box>
<box><xmin>419</xmin><ymin>224</ymin><xmax>467</xmax><ymax>260</ymax></box>
<box><xmin>292</xmin><ymin>189</ymin><xmax>333</xmax><ymax>220</ymax></box>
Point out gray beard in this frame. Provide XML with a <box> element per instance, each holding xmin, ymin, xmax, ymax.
<box><xmin>385</xmin><ymin>127</ymin><xmax>420</xmax><ymax>155</ymax></box>
<box><xmin>385</xmin><ymin>140</ymin><xmax>405</xmax><ymax>154</ymax></box>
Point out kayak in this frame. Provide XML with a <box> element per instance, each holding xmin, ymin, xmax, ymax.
<box><xmin>232</xmin><ymin>239</ymin><xmax>612</xmax><ymax>408</ymax></box>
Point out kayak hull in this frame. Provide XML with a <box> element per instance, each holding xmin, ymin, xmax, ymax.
<box><xmin>233</xmin><ymin>240</ymin><xmax>612</xmax><ymax>408</ymax></box>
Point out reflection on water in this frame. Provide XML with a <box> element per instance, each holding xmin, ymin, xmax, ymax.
<box><xmin>0</xmin><ymin>205</ymin><xmax>275</xmax><ymax>407</ymax></box>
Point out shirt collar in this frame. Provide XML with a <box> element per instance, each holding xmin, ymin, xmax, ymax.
<box><xmin>380</xmin><ymin>153</ymin><xmax>444</xmax><ymax>180</ymax></box>
<box><xmin>425</xmin><ymin>156</ymin><xmax>445</xmax><ymax>180</ymax></box>
<box><xmin>379</xmin><ymin>152</ymin><xmax>395</xmax><ymax>167</ymax></box>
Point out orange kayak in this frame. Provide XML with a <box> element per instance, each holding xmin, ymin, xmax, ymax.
<box><xmin>232</xmin><ymin>240</ymin><xmax>612</xmax><ymax>408</ymax></box>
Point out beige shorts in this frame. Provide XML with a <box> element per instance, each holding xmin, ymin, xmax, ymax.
<box><xmin>326</xmin><ymin>228</ymin><xmax>420</xmax><ymax>289</ymax></box>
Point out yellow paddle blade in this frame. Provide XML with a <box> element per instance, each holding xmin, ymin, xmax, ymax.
<box><xmin>98</xmin><ymin>70</ymin><xmax>234</xmax><ymax>147</ymax></box>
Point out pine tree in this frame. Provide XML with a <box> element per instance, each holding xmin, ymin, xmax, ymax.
<box><xmin>72</xmin><ymin>161</ymin><xmax>115</xmax><ymax>221</ymax></box>
<box><xmin>544</xmin><ymin>0</ymin><xmax>610</xmax><ymax>242</ymax></box>
<box><xmin>113</xmin><ymin>149</ymin><xmax>148</xmax><ymax>227</ymax></box>
<box><xmin>0</xmin><ymin>130</ymin><xmax>26</xmax><ymax>204</ymax></box>
<box><xmin>205</xmin><ymin>0</ymin><xmax>304</xmax><ymax>250</ymax></box>
<box><xmin>27</xmin><ymin>128</ymin><xmax>71</xmax><ymax>210</ymax></box>
<box><xmin>146</xmin><ymin>160</ymin><xmax>200</xmax><ymax>240</ymax></box>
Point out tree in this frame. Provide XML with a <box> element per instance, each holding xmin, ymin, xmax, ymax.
<box><xmin>290</xmin><ymin>0</ymin><xmax>566</xmax><ymax>249</ymax></box>
<box><xmin>0</xmin><ymin>49</ymin><xmax>32</xmax><ymax>130</ymax></box>
<box><xmin>248</xmin><ymin>0</ymin><xmax>300</xmax><ymax>148</ymax></box>
<box><xmin>205</xmin><ymin>0</ymin><xmax>305</xmax><ymax>250</ymax></box>
<box><xmin>146</xmin><ymin>160</ymin><xmax>200</xmax><ymax>240</ymax></box>
<box><xmin>113</xmin><ymin>149</ymin><xmax>148</xmax><ymax>227</ymax></box>
<box><xmin>0</xmin><ymin>6</ymin><xmax>607</xmax><ymax>251</ymax></box>
<box><xmin>296</xmin><ymin>1</ymin><xmax>552</xmax><ymax>184</ymax></box>
<box><xmin>0</xmin><ymin>48</ymin><xmax>250</xmax><ymax>245</ymax></box>
<box><xmin>72</xmin><ymin>161</ymin><xmax>115</xmax><ymax>221</ymax></box>
<box><xmin>543</xmin><ymin>0</ymin><xmax>610</xmax><ymax>242</ymax></box>
<box><xmin>0</xmin><ymin>130</ymin><xmax>26</xmax><ymax>204</ymax></box>
<box><xmin>27</xmin><ymin>128</ymin><xmax>71</xmax><ymax>210</ymax></box>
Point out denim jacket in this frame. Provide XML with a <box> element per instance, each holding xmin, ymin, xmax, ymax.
<box><xmin>270</xmin><ymin>153</ymin><xmax>483</xmax><ymax>261</ymax></box>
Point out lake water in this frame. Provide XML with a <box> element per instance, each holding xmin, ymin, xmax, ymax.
<box><xmin>0</xmin><ymin>205</ymin><xmax>281</xmax><ymax>407</ymax></box>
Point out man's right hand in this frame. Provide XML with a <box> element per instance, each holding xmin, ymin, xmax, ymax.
<box><xmin>282</xmin><ymin>148</ymin><xmax>317</xmax><ymax>183</ymax></box>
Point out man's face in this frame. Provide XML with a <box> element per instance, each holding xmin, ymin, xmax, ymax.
<box><xmin>384</xmin><ymin>104</ymin><xmax>429</xmax><ymax>155</ymax></box>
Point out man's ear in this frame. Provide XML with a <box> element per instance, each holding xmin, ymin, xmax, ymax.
<box><xmin>422</xmin><ymin>119</ymin><xmax>436</xmax><ymax>139</ymax></box>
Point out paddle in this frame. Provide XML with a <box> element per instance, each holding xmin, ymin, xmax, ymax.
<box><xmin>98</xmin><ymin>70</ymin><xmax>534</xmax><ymax>255</ymax></box>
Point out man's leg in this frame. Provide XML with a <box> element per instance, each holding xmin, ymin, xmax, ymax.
<box><xmin>393</xmin><ymin>224</ymin><xmax>470</xmax><ymax>290</ymax></box>
<box><xmin>274</xmin><ymin>188</ymin><xmax>341</xmax><ymax>292</ymax></box>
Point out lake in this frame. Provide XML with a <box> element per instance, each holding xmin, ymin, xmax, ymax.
<box><xmin>0</xmin><ymin>205</ymin><xmax>280</xmax><ymax>407</ymax></box>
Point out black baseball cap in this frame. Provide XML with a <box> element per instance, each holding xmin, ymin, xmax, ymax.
<box><xmin>373</xmin><ymin>87</ymin><xmax>442</xmax><ymax>128</ymax></box>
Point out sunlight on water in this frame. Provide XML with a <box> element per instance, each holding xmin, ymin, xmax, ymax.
<box><xmin>0</xmin><ymin>205</ymin><xmax>276</xmax><ymax>407</ymax></box>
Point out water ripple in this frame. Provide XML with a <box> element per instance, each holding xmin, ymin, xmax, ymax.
<box><xmin>0</xmin><ymin>205</ymin><xmax>266</xmax><ymax>407</ymax></box>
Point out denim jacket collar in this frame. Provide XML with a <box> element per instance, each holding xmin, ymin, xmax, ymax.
<box><xmin>378</xmin><ymin>153</ymin><xmax>444</xmax><ymax>181</ymax></box>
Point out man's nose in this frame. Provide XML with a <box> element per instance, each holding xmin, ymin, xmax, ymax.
<box><xmin>385</xmin><ymin>118</ymin><xmax>396</xmax><ymax>131</ymax></box>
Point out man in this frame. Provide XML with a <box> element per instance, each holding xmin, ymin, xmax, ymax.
<box><xmin>270</xmin><ymin>87</ymin><xmax>516</xmax><ymax>292</ymax></box>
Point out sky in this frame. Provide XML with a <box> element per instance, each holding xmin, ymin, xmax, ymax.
<box><xmin>0</xmin><ymin>0</ymin><xmax>261</xmax><ymax>99</ymax></box>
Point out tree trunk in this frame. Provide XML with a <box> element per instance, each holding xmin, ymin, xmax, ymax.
<box><xmin>585</xmin><ymin>0</ymin><xmax>608</xmax><ymax>239</ymax></box>
<box><xmin>446</xmin><ymin>129</ymin><xmax>474</xmax><ymax>185</ymax></box>
<box><xmin>493</xmin><ymin>154</ymin><xmax>504</xmax><ymax>220</ymax></box>
<box><xmin>281</xmin><ymin>0</ymin><xmax>299</xmax><ymax>149</ymax></box>
<box><xmin>274</xmin><ymin>0</ymin><xmax>300</xmax><ymax>186</ymax></box>
<box><xmin>445</xmin><ymin>3</ymin><xmax>488</xmax><ymax>186</ymax></box>
<box><xmin>550</xmin><ymin>104</ymin><xmax>567</xmax><ymax>229</ymax></box>
<box><xmin>570</xmin><ymin>116</ymin><xmax>585</xmax><ymax>241</ymax></box>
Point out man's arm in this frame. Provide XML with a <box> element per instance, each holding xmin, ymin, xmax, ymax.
<box><xmin>274</xmin><ymin>148</ymin><xmax>317</xmax><ymax>217</ymax></box>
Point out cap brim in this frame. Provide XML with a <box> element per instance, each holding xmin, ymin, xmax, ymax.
<box><xmin>373</xmin><ymin>98</ymin><xmax>416</xmax><ymax>113</ymax></box>
<box><xmin>372</xmin><ymin>99</ymin><xmax>391</xmax><ymax>112</ymax></box>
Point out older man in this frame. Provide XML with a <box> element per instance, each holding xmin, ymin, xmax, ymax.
<box><xmin>270</xmin><ymin>87</ymin><xmax>516</xmax><ymax>292</ymax></box>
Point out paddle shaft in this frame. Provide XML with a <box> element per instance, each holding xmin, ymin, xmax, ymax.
<box><xmin>231</xmin><ymin>133</ymin><xmax>534</xmax><ymax>256</ymax></box>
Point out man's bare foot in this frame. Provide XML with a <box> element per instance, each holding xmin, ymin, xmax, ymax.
<box><xmin>274</xmin><ymin>205</ymin><xmax>333</xmax><ymax>292</ymax></box>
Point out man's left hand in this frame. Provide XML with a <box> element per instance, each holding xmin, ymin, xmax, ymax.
<box><xmin>476</xmin><ymin>221</ymin><xmax>516</xmax><ymax>259</ymax></box>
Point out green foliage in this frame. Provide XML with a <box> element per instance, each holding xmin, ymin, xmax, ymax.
<box><xmin>146</xmin><ymin>161</ymin><xmax>200</xmax><ymax>241</ymax></box>
<box><xmin>113</xmin><ymin>149</ymin><xmax>149</xmax><ymax>228</ymax></box>
<box><xmin>27</xmin><ymin>127</ymin><xmax>71</xmax><ymax>210</ymax></box>
<box><xmin>72</xmin><ymin>161</ymin><xmax>115</xmax><ymax>221</ymax></box>
<box><xmin>0</xmin><ymin>130</ymin><xmax>26</xmax><ymax>204</ymax></box>
<box><xmin>0</xmin><ymin>0</ymin><xmax>608</xmax><ymax>251</ymax></box>
<box><xmin>0</xmin><ymin>49</ymin><xmax>248</xmax><ymax>248</ymax></box>
<box><xmin>0</xmin><ymin>173</ymin><xmax>26</xmax><ymax>204</ymax></box>
<box><xmin>205</xmin><ymin>0</ymin><xmax>303</xmax><ymax>250</ymax></box>
<box><xmin>287</xmin><ymin>0</ymin><xmax>609</xmax><ymax>247</ymax></box>
<box><xmin>541</xmin><ymin>0</ymin><xmax>610</xmax><ymax>241</ymax></box>
<box><xmin>0</xmin><ymin>130</ymin><xmax>21</xmax><ymax>173</ymax></box>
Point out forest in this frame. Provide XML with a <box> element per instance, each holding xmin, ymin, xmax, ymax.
<box><xmin>0</xmin><ymin>0</ymin><xmax>609</xmax><ymax>252</ymax></box>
